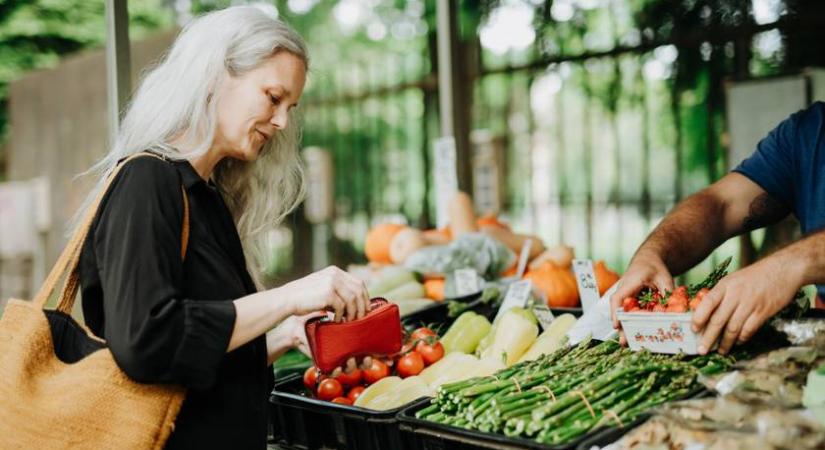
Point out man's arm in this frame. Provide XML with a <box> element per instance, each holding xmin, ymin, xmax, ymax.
<box><xmin>638</xmin><ymin>173</ymin><xmax>790</xmax><ymax>276</ymax></box>
<box><xmin>610</xmin><ymin>172</ymin><xmax>790</xmax><ymax>339</ymax></box>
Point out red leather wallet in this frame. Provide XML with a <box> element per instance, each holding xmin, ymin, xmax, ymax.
<box><xmin>304</xmin><ymin>298</ymin><xmax>402</xmax><ymax>373</ymax></box>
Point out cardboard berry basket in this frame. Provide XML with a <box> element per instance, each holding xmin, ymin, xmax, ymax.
<box><xmin>615</xmin><ymin>308</ymin><xmax>710</xmax><ymax>354</ymax></box>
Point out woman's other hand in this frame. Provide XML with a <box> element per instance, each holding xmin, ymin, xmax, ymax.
<box><xmin>277</xmin><ymin>266</ymin><xmax>370</xmax><ymax>322</ymax></box>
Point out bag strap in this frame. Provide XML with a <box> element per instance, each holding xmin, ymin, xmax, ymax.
<box><xmin>34</xmin><ymin>152</ymin><xmax>190</xmax><ymax>313</ymax></box>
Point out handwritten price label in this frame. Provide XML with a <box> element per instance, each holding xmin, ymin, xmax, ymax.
<box><xmin>454</xmin><ymin>269</ymin><xmax>480</xmax><ymax>297</ymax></box>
<box><xmin>572</xmin><ymin>259</ymin><xmax>600</xmax><ymax>312</ymax></box>
<box><xmin>532</xmin><ymin>303</ymin><xmax>556</xmax><ymax>330</ymax></box>
<box><xmin>496</xmin><ymin>280</ymin><xmax>533</xmax><ymax>322</ymax></box>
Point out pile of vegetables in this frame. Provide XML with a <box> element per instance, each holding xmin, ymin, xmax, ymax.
<box><xmin>302</xmin><ymin>326</ymin><xmax>446</xmax><ymax>409</ymax></box>
<box><xmin>620</xmin><ymin>257</ymin><xmax>730</xmax><ymax>313</ymax></box>
<box><xmin>361</xmin><ymin>191</ymin><xmax>624</xmax><ymax>310</ymax></box>
<box><xmin>415</xmin><ymin>337</ymin><xmax>733</xmax><ymax>445</ymax></box>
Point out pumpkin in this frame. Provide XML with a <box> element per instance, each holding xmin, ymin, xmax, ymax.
<box><xmin>594</xmin><ymin>260</ymin><xmax>620</xmax><ymax>296</ymax></box>
<box><xmin>389</xmin><ymin>227</ymin><xmax>428</xmax><ymax>264</ymax></box>
<box><xmin>423</xmin><ymin>279</ymin><xmax>445</xmax><ymax>301</ymax></box>
<box><xmin>500</xmin><ymin>262</ymin><xmax>518</xmax><ymax>277</ymax></box>
<box><xmin>529</xmin><ymin>245</ymin><xmax>575</xmax><ymax>270</ymax></box>
<box><xmin>365</xmin><ymin>223</ymin><xmax>405</xmax><ymax>264</ymax></box>
<box><xmin>524</xmin><ymin>262</ymin><xmax>579</xmax><ymax>308</ymax></box>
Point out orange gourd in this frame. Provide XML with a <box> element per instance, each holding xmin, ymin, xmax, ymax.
<box><xmin>476</xmin><ymin>214</ymin><xmax>509</xmax><ymax>230</ymax></box>
<box><xmin>500</xmin><ymin>262</ymin><xmax>518</xmax><ymax>278</ymax></box>
<box><xmin>365</xmin><ymin>224</ymin><xmax>405</xmax><ymax>264</ymax></box>
<box><xmin>524</xmin><ymin>262</ymin><xmax>580</xmax><ymax>308</ymax></box>
<box><xmin>594</xmin><ymin>260</ymin><xmax>620</xmax><ymax>296</ymax></box>
<box><xmin>448</xmin><ymin>192</ymin><xmax>478</xmax><ymax>238</ymax></box>
<box><xmin>423</xmin><ymin>279</ymin><xmax>445</xmax><ymax>301</ymax></box>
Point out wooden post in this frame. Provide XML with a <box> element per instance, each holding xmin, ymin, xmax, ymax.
<box><xmin>435</xmin><ymin>0</ymin><xmax>473</xmax><ymax>194</ymax></box>
<box><xmin>105</xmin><ymin>0</ymin><xmax>131</xmax><ymax>144</ymax></box>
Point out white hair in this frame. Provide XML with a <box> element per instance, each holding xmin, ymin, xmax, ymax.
<box><xmin>77</xmin><ymin>6</ymin><xmax>309</xmax><ymax>287</ymax></box>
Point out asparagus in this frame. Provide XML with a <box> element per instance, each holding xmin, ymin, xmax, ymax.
<box><xmin>416</xmin><ymin>339</ymin><xmax>734</xmax><ymax>445</ymax></box>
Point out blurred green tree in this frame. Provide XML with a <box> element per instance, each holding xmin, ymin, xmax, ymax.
<box><xmin>0</xmin><ymin>0</ymin><xmax>173</xmax><ymax>176</ymax></box>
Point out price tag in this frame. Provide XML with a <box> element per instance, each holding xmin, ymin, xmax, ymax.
<box><xmin>496</xmin><ymin>280</ymin><xmax>533</xmax><ymax>322</ymax></box>
<box><xmin>532</xmin><ymin>303</ymin><xmax>556</xmax><ymax>331</ymax></box>
<box><xmin>433</xmin><ymin>136</ymin><xmax>459</xmax><ymax>229</ymax></box>
<box><xmin>572</xmin><ymin>259</ymin><xmax>600</xmax><ymax>312</ymax></box>
<box><xmin>454</xmin><ymin>269</ymin><xmax>480</xmax><ymax>297</ymax></box>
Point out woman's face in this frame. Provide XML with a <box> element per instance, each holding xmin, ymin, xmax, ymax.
<box><xmin>213</xmin><ymin>51</ymin><xmax>306</xmax><ymax>162</ymax></box>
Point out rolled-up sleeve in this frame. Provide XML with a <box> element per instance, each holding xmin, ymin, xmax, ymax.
<box><xmin>93</xmin><ymin>157</ymin><xmax>236</xmax><ymax>390</ymax></box>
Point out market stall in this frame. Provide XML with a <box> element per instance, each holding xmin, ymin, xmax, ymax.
<box><xmin>268</xmin><ymin>190</ymin><xmax>824</xmax><ymax>450</ymax></box>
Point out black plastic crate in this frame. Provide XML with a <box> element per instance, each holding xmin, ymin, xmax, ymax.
<box><xmin>397</xmin><ymin>397</ymin><xmax>596</xmax><ymax>450</ymax></box>
<box><xmin>270</xmin><ymin>373</ymin><xmax>423</xmax><ymax>450</ymax></box>
<box><xmin>573</xmin><ymin>416</ymin><xmax>649</xmax><ymax>450</ymax></box>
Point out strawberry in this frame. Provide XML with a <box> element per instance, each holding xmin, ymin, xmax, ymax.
<box><xmin>666</xmin><ymin>297</ymin><xmax>688</xmax><ymax>312</ymax></box>
<box><xmin>622</xmin><ymin>296</ymin><xmax>641</xmax><ymax>312</ymax></box>
<box><xmin>652</xmin><ymin>303</ymin><xmax>667</xmax><ymax>312</ymax></box>
<box><xmin>666</xmin><ymin>286</ymin><xmax>689</xmax><ymax>312</ymax></box>
<box><xmin>689</xmin><ymin>287</ymin><xmax>710</xmax><ymax>311</ymax></box>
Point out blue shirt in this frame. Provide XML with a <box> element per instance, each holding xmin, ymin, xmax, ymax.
<box><xmin>734</xmin><ymin>101</ymin><xmax>825</xmax><ymax>296</ymax></box>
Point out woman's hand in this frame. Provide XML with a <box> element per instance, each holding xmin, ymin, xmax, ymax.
<box><xmin>277</xmin><ymin>266</ymin><xmax>370</xmax><ymax>322</ymax></box>
<box><xmin>610</xmin><ymin>250</ymin><xmax>674</xmax><ymax>344</ymax></box>
<box><xmin>266</xmin><ymin>312</ymin><xmax>324</xmax><ymax>364</ymax></box>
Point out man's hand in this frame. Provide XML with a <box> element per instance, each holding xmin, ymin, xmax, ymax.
<box><xmin>691</xmin><ymin>255</ymin><xmax>800</xmax><ymax>355</ymax></box>
<box><xmin>610</xmin><ymin>251</ymin><xmax>675</xmax><ymax>344</ymax></box>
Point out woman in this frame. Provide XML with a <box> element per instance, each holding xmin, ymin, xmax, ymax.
<box><xmin>77</xmin><ymin>6</ymin><xmax>370</xmax><ymax>449</ymax></box>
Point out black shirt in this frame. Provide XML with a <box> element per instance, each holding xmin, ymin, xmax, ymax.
<box><xmin>79</xmin><ymin>155</ymin><xmax>272</xmax><ymax>449</ymax></box>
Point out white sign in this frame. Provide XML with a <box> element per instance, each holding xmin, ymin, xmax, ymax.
<box><xmin>515</xmin><ymin>239</ymin><xmax>532</xmax><ymax>278</ymax></box>
<box><xmin>454</xmin><ymin>269</ymin><xmax>480</xmax><ymax>297</ymax></box>
<box><xmin>532</xmin><ymin>303</ymin><xmax>556</xmax><ymax>331</ymax></box>
<box><xmin>433</xmin><ymin>136</ymin><xmax>459</xmax><ymax>229</ymax></box>
<box><xmin>572</xmin><ymin>259</ymin><xmax>600</xmax><ymax>312</ymax></box>
<box><xmin>496</xmin><ymin>279</ymin><xmax>532</xmax><ymax>322</ymax></box>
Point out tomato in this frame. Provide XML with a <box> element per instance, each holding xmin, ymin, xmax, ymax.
<box><xmin>415</xmin><ymin>341</ymin><xmax>444</xmax><ymax>366</ymax></box>
<box><xmin>397</xmin><ymin>351</ymin><xmax>425</xmax><ymax>378</ymax></box>
<box><xmin>335</xmin><ymin>368</ymin><xmax>363</xmax><ymax>387</ymax></box>
<box><xmin>331</xmin><ymin>397</ymin><xmax>353</xmax><ymax>405</ymax></box>
<box><xmin>303</xmin><ymin>366</ymin><xmax>319</xmax><ymax>390</ymax></box>
<box><xmin>410</xmin><ymin>327</ymin><xmax>437</xmax><ymax>343</ymax></box>
<box><xmin>317</xmin><ymin>378</ymin><xmax>343</xmax><ymax>401</ymax></box>
<box><xmin>347</xmin><ymin>386</ymin><xmax>366</xmax><ymax>402</ymax></box>
<box><xmin>363</xmin><ymin>359</ymin><xmax>390</xmax><ymax>384</ymax></box>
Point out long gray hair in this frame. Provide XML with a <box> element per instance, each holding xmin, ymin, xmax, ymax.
<box><xmin>78</xmin><ymin>6</ymin><xmax>308</xmax><ymax>287</ymax></box>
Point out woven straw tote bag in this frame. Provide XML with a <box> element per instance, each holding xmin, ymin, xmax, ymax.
<box><xmin>0</xmin><ymin>152</ymin><xmax>188</xmax><ymax>449</ymax></box>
